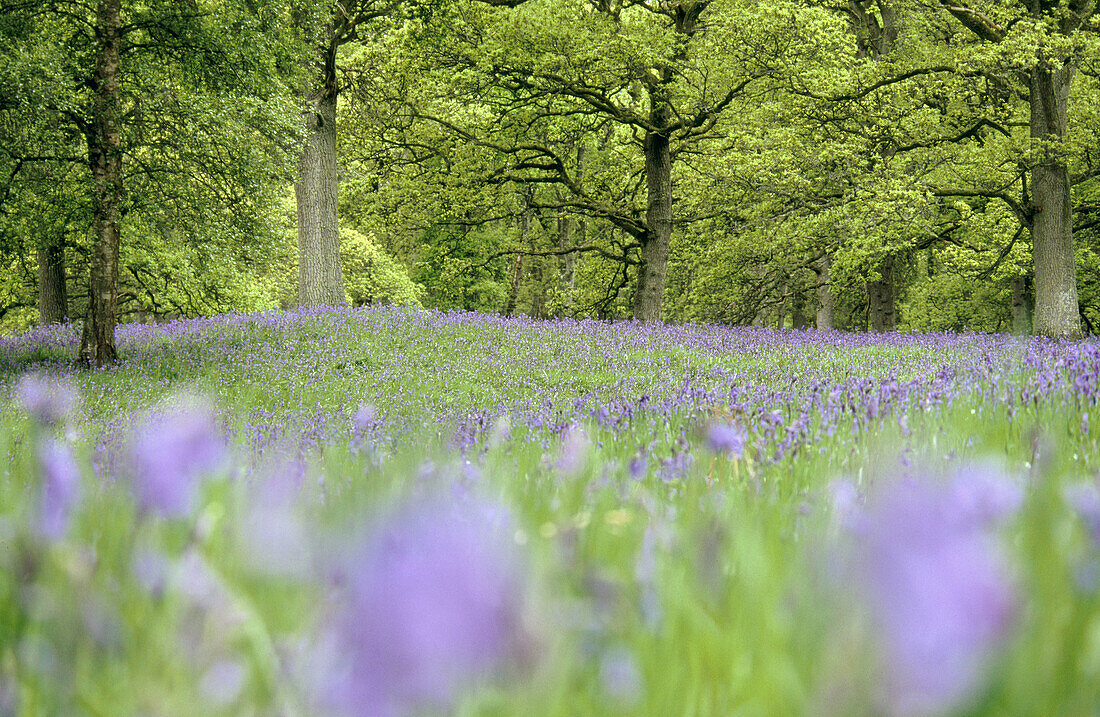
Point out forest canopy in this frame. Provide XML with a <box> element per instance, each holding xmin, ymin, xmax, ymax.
<box><xmin>2</xmin><ymin>0</ymin><xmax>1099</xmax><ymax>357</ymax></box>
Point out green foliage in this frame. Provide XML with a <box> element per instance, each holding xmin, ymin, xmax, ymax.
<box><xmin>0</xmin><ymin>0</ymin><xmax>305</xmax><ymax>330</ymax></box>
<box><xmin>902</xmin><ymin>273</ymin><xmax>1010</xmax><ymax>332</ymax></box>
<box><xmin>341</xmin><ymin>227</ymin><xmax>425</xmax><ymax>307</ymax></box>
<box><xmin>2</xmin><ymin>0</ymin><xmax>1100</xmax><ymax>331</ymax></box>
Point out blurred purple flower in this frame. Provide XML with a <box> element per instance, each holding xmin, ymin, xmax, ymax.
<box><xmin>35</xmin><ymin>439</ymin><xmax>80</xmax><ymax>540</ymax></box>
<box><xmin>946</xmin><ymin>462</ymin><xmax>1024</xmax><ymax>527</ymax></box>
<box><xmin>706</xmin><ymin>423</ymin><xmax>746</xmax><ymax>457</ymax></box>
<box><xmin>830</xmin><ymin>480</ymin><xmax>863</xmax><ymax>531</ymax></box>
<box><xmin>1065</xmin><ymin>482</ymin><xmax>1100</xmax><ymax>546</ymax></box>
<box><xmin>200</xmin><ymin>658</ymin><xmax>247</xmax><ymax>708</ymax></box>
<box><xmin>558</xmin><ymin>426</ymin><xmax>589</xmax><ymax>475</ymax></box>
<box><xmin>352</xmin><ymin>403</ymin><xmax>378</xmax><ymax>433</ymax></box>
<box><xmin>132</xmin><ymin>546</ymin><xmax>172</xmax><ymax>597</ymax></box>
<box><xmin>237</xmin><ymin>461</ymin><xmax>311</xmax><ymax>578</ymax></box>
<box><xmin>127</xmin><ymin>399</ymin><xmax>225</xmax><ymax>519</ymax></box>
<box><xmin>600</xmin><ymin>646</ymin><xmax>642</xmax><ymax>704</ymax></box>
<box><xmin>858</xmin><ymin>470</ymin><xmax>1019</xmax><ymax>716</ymax></box>
<box><xmin>323</xmin><ymin>500</ymin><xmax>531</xmax><ymax>716</ymax></box>
<box><xmin>16</xmin><ymin>374</ymin><xmax>77</xmax><ymax>427</ymax></box>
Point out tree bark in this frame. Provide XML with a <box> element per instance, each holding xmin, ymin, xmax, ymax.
<box><xmin>557</xmin><ymin>145</ymin><xmax>586</xmax><ymax>312</ymax></box>
<box><xmin>79</xmin><ymin>0</ymin><xmax>123</xmax><ymax>366</ymax></box>
<box><xmin>296</xmin><ymin>28</ymin><xmax>346</xmax><ymax>308</ymax></box>
<box><xmin>790</xmin><ymin>278</ymin><xmax>810</xmax><ymax>329</ymax></box>
<box><xmin>504</xmin><ymin>200</ymin><xmax>532</xmax><ymax>316</ymax></box>
<box><xmin>38</xmin><ymin>238</ymin><xmax>67</xmax><ymax>325</ymax></box>
<box><xmin>776</xmin><ymin>279</ymin><xmax>788</xmax><ymax>329</ymax></box>
<box><xmin>815</xmin><ymin>255</ymin><xmax>835</xmax><ymax>330</ymax></box>
<box><xmin>1011</xmin><ymin>272</ymin><xmax>1032</xmax><ymax>335</ymax></box>
<box><xmin>867</xmin><ymin>254</ymin><xmax>896</xmax><ymax>331</ymax></box>
<box><xmin>633</xmin><ymin>100</ymin><xmax>672</xmax><ymax>323</ymax></box>
<box><xmin>1029</xmin><ymin>61</ymin><xmax>1080</xmax><ymax>337</ymax></box>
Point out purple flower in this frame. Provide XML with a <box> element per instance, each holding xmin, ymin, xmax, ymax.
<box><xmin>1065</xmin><ymin>482</ymin><xmax>1100</xmax><ymax>546</ymax></box>
<box><xmin>600</xmin><ymin>646</ymin><xmax>642</xmax><ymax>704</ymax></box>
<box><xmin>323</xmin><ymin>500</ymin><xmax>531</xmax><ymax>716</ymax></box>
<box><xmin>558</xmin><ymin>426</ymin><xmax>589</xmax><ymax>474</ymax></box>
<box><xmin>857</xmin><ymin>471</ymin><xmax>1019</xmax><ymax>716</ymax></box>
<box><xmin>830</xmin><ymin>480</ymin><xmax>863</xmax><ymax>531</ymax></box>
<box><xmin>16</xmin><ymin>374</ymin><xmax>77</xmax><ymax>427</ymax></box>
<box><xmin>127</xmin><ymin>399</ymin><xmax>225</xmax><ymax>519</ymax></box>
<box><xmin>352</xmin><ymin>403</ymin><xmax>378</xmax><ymax>433</ymax></box>
<box><xmin>200</xmin><ymin>658</ymin><xmax>247</xmax><ymax>708</ymax></box>
<box><xmin>706</xmin><ymin>423</ymin><xmax>746</xmax><ymax>457</ymax></box>
<box><xmin>946</xmin><ymin>462</ymin><xmax>1024</xmax><ymax>527</ymax></box>
<box><xmin>35</xmin><ymin>439</ymin><xmax>80</xmax><ymax>540</ymax></box>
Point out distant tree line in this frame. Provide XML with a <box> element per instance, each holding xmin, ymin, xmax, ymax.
<box><xmin>2</xmin><ymin>0</ymin><xmax>1099</xmax><ymax>361</ymax></box>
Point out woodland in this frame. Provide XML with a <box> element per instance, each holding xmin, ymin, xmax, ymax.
<box><xmin>2</xmin><ymin>0</ymin><xmax>1100</xmax><ymax>361</ymax></box>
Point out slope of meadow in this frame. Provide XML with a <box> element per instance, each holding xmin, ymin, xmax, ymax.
<box><xmin>1</xmin><ymin>305</ymin><xmax>1099</xmax><ymax>715</ymax></box>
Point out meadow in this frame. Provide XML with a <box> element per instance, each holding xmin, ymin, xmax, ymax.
<box><xmin>1</xmin><ymin>305</ymin><xmax>1099</xmax><ymax>716</ymax></box>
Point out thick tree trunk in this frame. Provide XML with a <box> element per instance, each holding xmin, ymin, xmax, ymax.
<box><xmin>816</xmin><ymin>255</ymin><xmax>835</xmax><ymax>330</ymax></box>
<box><xmin>296</xmin><ymin>33</ymin><xmax>345</xmax><ymax>308</ymax></box>
<box><xmin>38</xmin><ymin>239</ymin><xmax>67</xmax><ymax>325</ymax></box>
<box><xmin>79</xmin><ymin>0</ymin><xmax>123</xmax><ymax>366</ymax></box>
<box><xmin>790</xmin><ymin>279</ymin><xmax>810</xmax><ymax>329</ymax></box>
<box><xmin>633</xmin><ymin>105</ymin><xmax>672</xmax><ymax>323</ymax></box>
<box><xmin>1029</xmin><ymin>62</ymin><xmax>1080</xmax><ymax>337</ymax></box>
<box><xmin>1011</xmin><ymin>272</ymin><xmax>1032</xmax><ymax>335</ymax></box>
<box><xmin>867</xmin><ymin>254</ymin><xmax>896</xmax><ymax>331</ymax></box>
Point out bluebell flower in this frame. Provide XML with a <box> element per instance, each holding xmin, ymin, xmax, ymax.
<box><xmin>16</xmin><ymin>374</ymin><xmax>77</xmax><ymax>428</ymax></box>
<box><xmin>127</xmin><ymin>398</ymin><xmax>225</xmax><ymax>519</ymax></box>
<box><xmin>35</xmin><ymin>439</ymin><xmax>80</xmax><ymax>540</ymax></box>
<box><xmin>706</xmin><ymin>423</ymin><xmax>746</xmax><ymax>457</ymax></box>
<box><xmin>857</xmin><ymin>467</ymin><xmax>1020</xmax><ymax>716</ymax></box>
<box><xmin>323</xmin><ymin>499</ymin><xmax>532</xmax><ymax>716</ymax></box>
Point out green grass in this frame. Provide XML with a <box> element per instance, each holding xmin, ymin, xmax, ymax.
<box><xmin>0</xmin><ymin>308</ymin><xmax>1098</xmax><ymax>715</ymax></box>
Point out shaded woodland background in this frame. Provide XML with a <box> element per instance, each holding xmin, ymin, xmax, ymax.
<box><xmin>2</xmin><ymin>0</ymin><xmax>1100</xmax><ymax>358</ymax></box>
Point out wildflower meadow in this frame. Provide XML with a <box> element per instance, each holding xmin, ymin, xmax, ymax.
<box><xmin>2</xmin><ymin>305</ymin><xmax>1100</xmax><ymax>715</ymax></box>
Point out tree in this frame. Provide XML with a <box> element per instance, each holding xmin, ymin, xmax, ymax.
<box><xmin>294</xmin><ymin>0</ymin><xmax>399</xmax><ymax>308</ymax></box>
<box><xmin>834</xmin><ymin>0</ymin><xmax>1098</xmax><ymax>336</ymax></box>
<box><xmin>374</xmin><ymin>0</ymin><xmax>830</xmax><ymax>321</ymax></box>
<box><xmin>0</xmin><ymin>0</ymin><xmax>301</xmax><ymax>360</ymax></box>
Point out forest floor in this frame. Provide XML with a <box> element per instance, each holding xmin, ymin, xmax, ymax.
<box><xmin>1</xmin><ymin>305</ymin><xmax>1099</xmax><ymax>715</ymax></box>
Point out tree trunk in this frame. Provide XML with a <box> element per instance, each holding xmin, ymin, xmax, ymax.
<box><xmin>38</xmin><ymin>238</ymin><xmax>67</xmax><ymax>325</ymax></box>
<box><xmin>1011</xmin><ymin>272</ymin><xmax>1032</xmax><ymax>335</ymax></box>
<box><xmin>790</xmin><ymin>280</ymin><xmax>810</xmax><ymax>329</ymax></box>
<box><xmin>776</xmin><ymin>279</ymin><xmax>787</xmax><ymax>329</ymax></box>
<box><xmin>1029</xmin><ymin>61</ymin><xmax>1080</xmax><ymax>337</ymax></box>
<box><xmin>816</xmin><ymin>255</ymin><xmax>835</xmax><ymax>330</ymax></box>
<box><xmin>296</xmin><ymin>31</ymin><xmax>345</xmax><ymax>308</ymax></box>
<box><xmin>505</xmin><ymin>198</ymin><xmax>532</xmax><ymax>316</ymax></box>
<box><xmin>558</xmin><ymin>212</ymin><xmax>576</xmax><ymax>288</ymax></box>
<box><xmin>557</xmin><ymin>146</ymin><xmax>586</xmax><ymax>312</ymax></box>
<box><xmin>79</xmin><ymin>0</ymin><xmax>123</xmax><ymax>366</ymax></box>
<box><xmin>633</xmin><ymin>103</ymin><xmax>672</xmax><ymax>323</ymax></box>
<box><xmin>867</xmin><ymin>254</ymin><xmax>896</xmax><ymax>331</ymax></box>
